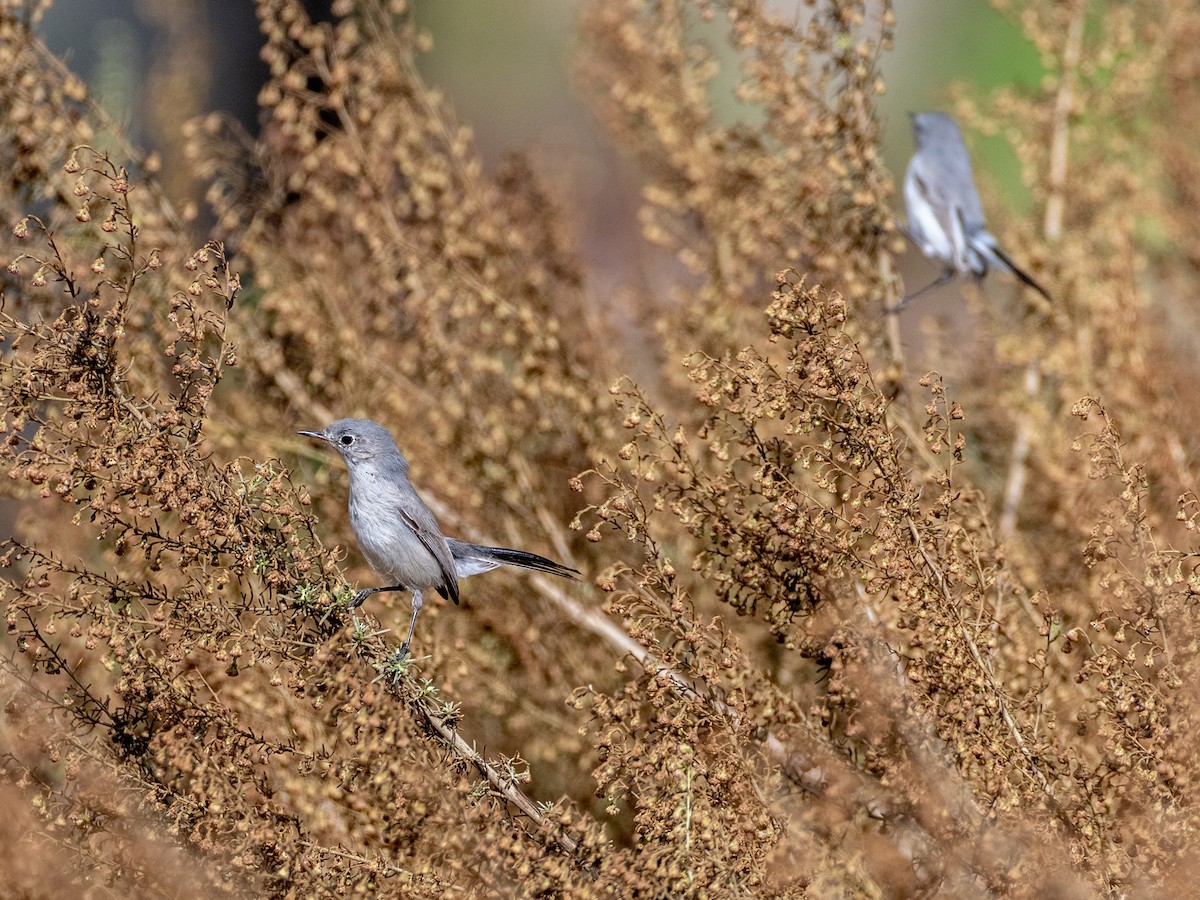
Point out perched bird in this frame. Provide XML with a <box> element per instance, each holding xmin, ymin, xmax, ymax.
<box><xmin>894</xmin><ymin>111</ymin><xmax>1051</xmax><ymax>310</ymax></box>
<box><xmin>300</xmin><ymin>418</ymin><xmax>579</xmax><ymax>657</ymax></box>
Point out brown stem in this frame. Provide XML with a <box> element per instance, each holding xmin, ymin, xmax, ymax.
<box><xmin>999</xmin><ymin>3</ymin><xmax>1085</xmax><ymax>540</ymax></box>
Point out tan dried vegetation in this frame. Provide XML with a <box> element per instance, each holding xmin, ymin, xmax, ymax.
<box><xmin>1</xmin><ymin>0</ymin><xmax>1199</xmax><ymax>895</ymax></box>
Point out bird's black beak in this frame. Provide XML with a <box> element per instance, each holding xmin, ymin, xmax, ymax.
<box><xmin>297</xmin><ymin>430</ymin><xmax>327</xmax><ymax>443</ymax></box>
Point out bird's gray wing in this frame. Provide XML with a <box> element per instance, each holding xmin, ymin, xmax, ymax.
<box><xmin>394</xmin><ymin>484</ymin><xmax>461</xmax><ymax>605</ymax></box>
<box><xmin>914</xmin><ymin>155</ymin><xmax>983</xmax><ymax>274</ymax></box>
<box><xmin>914</xmin><ymin>166</ymin><xmax>960</xmax><ymax>250</ymax></box>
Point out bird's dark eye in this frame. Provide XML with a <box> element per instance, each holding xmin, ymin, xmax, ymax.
<box><xmin>339</xmin><ymin>434</ymin><xmax>354</xmax><ymax>446</ymax></box>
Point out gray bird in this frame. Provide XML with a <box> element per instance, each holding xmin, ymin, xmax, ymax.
<box><xmin>894</xmin><ymin>111</ymin><xmax>1051</xmax><ymax>310</ymax></box>
<box><xmin>299</xmin><ymin>418</ymin><xmax>579</xmax><ymax>657</ymax></box>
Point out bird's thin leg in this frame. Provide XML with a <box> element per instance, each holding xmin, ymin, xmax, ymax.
<box><xmin>895</xmin><ymin>223</ymin><xmax>922</xmax><ymax>247</ymax></box>
<box><xmin>397</xmin><ymin>589</ymin><xmax>424</xmax><ymax>660</ymax></box>
<box><xmin>350</xmin><ymin>583</ymin><xmax>408</xmax><ymax>609</ymax></box>
<box><xmin>887</xmin><ymin>268</ymin><xmax>955</xmax><ymax>313</ymax></box>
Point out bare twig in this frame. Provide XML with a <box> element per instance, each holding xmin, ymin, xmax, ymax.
<box><xmin>905</xmin><ymin>516</ymin><xmax>1055</xmax><ymax>800</ymax></box>
<box><xmin>999</xmin><ymin>3</ymin><xmax>1084</xmax><ymax>540</ymax></box>
<box><xmin>416</xmin><ymin>702</ymin><xmax>583</xmax><ymax>857</ymax></box>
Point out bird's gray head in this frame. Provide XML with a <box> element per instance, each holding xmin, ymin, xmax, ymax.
<box><xmin>910</xmin><ymin>111</ymin><xmax>963</xmax><ymax>150</ymax></box>
<box><xmin>299</xmin><ymin>418</ymin><xmax>408</xmax><ymax>470</ymax></box>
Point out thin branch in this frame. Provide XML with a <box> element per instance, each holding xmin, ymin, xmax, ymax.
<box><xmin>417</xmin><ymin>701</ymin><xmax>583</xmax><ymax>858</ymax></box>
<box><xmin>999</xmin><ymin>2</ymin><xmax>1084</xmax><ymax>540</ymax></box>
<box><xmin>905</xmin><ymin>516</ymin><xmax>1055</xmax><ymax>801</ymax></box>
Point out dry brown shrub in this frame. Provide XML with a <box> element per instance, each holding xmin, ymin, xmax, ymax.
<box><xmin>2</xmin><ymin>0</ymin><xmax>1200</xmax><ymax>896</ymax></box>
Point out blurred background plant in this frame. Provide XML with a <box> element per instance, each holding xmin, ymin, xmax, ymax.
<box><xmin>2</xmin><ymin>0</ymin><xmax>1200</xmax><ymax>896</ymax></box>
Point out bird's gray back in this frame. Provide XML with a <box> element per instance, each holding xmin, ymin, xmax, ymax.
<box><xmin>910</xmin><ymin>115</ymin><xmax>987</xmax><ymax>233</ymax></box>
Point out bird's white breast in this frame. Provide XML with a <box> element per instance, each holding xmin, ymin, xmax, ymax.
<box><xmin>347</xmin><ymin>469</ymin><xmax>445</xmax><ymax>589</ymax></box>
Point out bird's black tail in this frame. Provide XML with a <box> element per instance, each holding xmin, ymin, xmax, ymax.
<box><xmin>984</xmin><ymin>242</ymin><xmax>1053</xmax><ymax>302</ymax></box>
<box><xmin>480</xmin><ymin>545</ymin><xmax>580</xmax><ymax>580</ymax></box>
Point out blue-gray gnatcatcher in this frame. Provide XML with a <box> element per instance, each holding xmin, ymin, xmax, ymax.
<box><xmin>300</xmin><ymin>418</ymin><xmax>579</xmax><ymax>657</ymax></box>
<box><xmin>893</xmin><ymin>111</ymin><xmax>1052</xmax><ymax>310</ymax></box>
